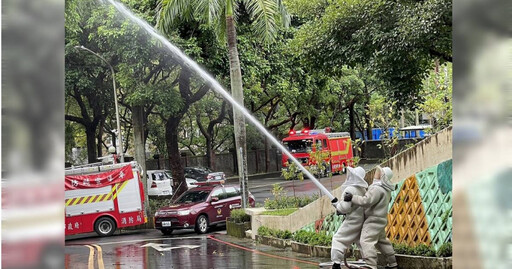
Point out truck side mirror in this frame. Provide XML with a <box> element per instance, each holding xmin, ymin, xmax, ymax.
<box><xmin>211</xmin><ymin>196</ymin><xmax>219</xmax><ymax>202</ymax></box>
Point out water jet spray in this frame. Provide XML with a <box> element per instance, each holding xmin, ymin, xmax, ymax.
<box><xmin>102</xmin><ymin>0</ymin><xmax>336</xmax><ymax>201</ymax></box>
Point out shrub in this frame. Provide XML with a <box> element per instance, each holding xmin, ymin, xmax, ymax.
<box><xmin>392</xmin><ymin>243</ymin><xmax>437</xmax><ymax>257</ymax></box>
<box><xmin>261</xmin><ymin>208</ymin><xmax>298</xmax><ymax>216</ymax></box>
<box><xmin>275</xmin><ymin>230</ymin><xmax>292</xmax><ymax>239</ymax></box>
<box><xmin>292</xmin><ymin>230</ymin><xmax>331</xmax><ymax>246</ymax></box>
<box><xmin>149</xmin><ymin>198</ymin><xmax>172</xmax><ymax>215</ymax></box>
<box><xmin>264</xmin><ymin>195</ymin><xmax>318</xmax><ymax>209</ymax></box>
<box><xmin>413</xmin><ymin>244</ymin><xmax>436</xmax><ymax>257</ymax></box>
<box><xmin>258</xmin><ymin>226</ymin><xmax>272</xmax><ymax>237</ymax></box>
<box><xmin>436</xmin><ymin>242</ymin><xmax>452</xmax><ymax>257</ymax></box>
<box><xmin>230</xmin><ymin>209</ymin><xmax>250</xmax><ymax>223</ymax></box>
<box><xmin>392</xmin><ymin>243</ymin><xmax>414</xmax><ymax>255</ymax></box>
<box><xmin>257</xmin><ymin>226</ymin><xmax>292</xmax><ymax>239</ymax></box>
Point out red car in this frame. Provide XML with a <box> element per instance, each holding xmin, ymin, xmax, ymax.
<box><xmin>154</xmin><ymin>184</ymin><xmax>255</xmax><ymax>235</ymax></box>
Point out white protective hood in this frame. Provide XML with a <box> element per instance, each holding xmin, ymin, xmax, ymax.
<box><xmin>372</xmin><ymin>166</ymin><xmax>395</xmax><ymax>192</ymax></box>
<box><xmin>343</xmin><ymin>166</ymin><xmax>368</xmax><ymax>189</ymax></box>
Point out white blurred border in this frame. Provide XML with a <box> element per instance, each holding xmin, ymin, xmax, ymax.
<box><xmin>453</xmin><ymin>0</ymin><xmax>512</xmax><ymax>268</ymax></box>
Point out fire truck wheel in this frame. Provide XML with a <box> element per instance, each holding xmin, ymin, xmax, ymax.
<box><xmin>195</xmin><ymin>214</ymin><xmax>209</xmax><ymax>234</ymax></box>
<box><xmin>161</xmin><ymin>229</ymin><xmax>173</xmax><ymax>235</ymax></box>
<box><xmin>94</xmin><ymin>216</ymin><xmax>116</xmax><ymax>236</ymax></box>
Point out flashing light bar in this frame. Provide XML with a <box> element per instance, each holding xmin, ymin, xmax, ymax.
<box><xmin>289</xmin><ymin>129</ymin><xmax>314</xmax><ymax>136</ymax></box>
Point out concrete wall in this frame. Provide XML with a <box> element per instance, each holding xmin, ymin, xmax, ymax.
<box><xmin>249</xmin><ymin>127</ymin><xmax>452</xmax><ymax>237</ymax></box>
<box><xmin>365</xmin><ymin>127</ymin><xmax>452</xmax><ymax>184</ymax></box>
<box><xmin>362</xmin><ymin>138</ymin><xmax>422</xmax><ymax>159</ymax></box>
<box><xmin>247</xmin><ymin>186</ymin><xmax>343</xmax><ymax>239</ymax></box>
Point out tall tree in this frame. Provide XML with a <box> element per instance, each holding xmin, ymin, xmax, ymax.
<box><xmin>65</xmin><ymin>7</ymin><xmax>114</xmax><ymax>164</ymax></box>
<box><xmin>289</xmin><ymin>0</ymin><xmax>452</xmax><ymax>108</ymax></box>
<box><xmin>157</xmin><ymin>0</ymin><xmax>290</xmax><ymax>207</ymax></box>
<box><xmin>195</xmin><ymin>96</ymin><xmax>228</xmax><ymax>170</ymax></box>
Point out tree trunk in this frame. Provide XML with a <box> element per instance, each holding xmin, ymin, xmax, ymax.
<box><xmin>226</xmin><ymin>13</ymin><xmax>249</xmax><ymax>208</ymax></box>
<box><xmin>349</xmin><ymin>102</ymin><xmax>356</xmax><ymax>140</ymax></box>
<box><xmin>264</xmin><ymin>137</ymin><xmax>270</xmax><ymax>173</ymax></box>
<box><xmin>85</xmin><ymin>126</ymin><xmax>98</xmax><ymax>163</ymax></box>
<box><xmin>364</xmin><ymin>89</ymin><xmax>373</xmax><ymax>140</ymax></box>
<box><xmin>97</xmin><ymin>118</ymin><xmax>105</xmax><ymax>158</ymax></box>
<box><xmin>166</xmin><ymin>117</ymin><xmax>187</xmax><ymax>199</ymax></box>
<box><xmin>309</xmin><ymin>116</ymin><xmax>317</xmax><ymax>129</ymax></box>
<box><xmin>206</xmin><ymin>136</ymin><xmax>215</xmax><ymax>170</ymax></box>
<box><xmin>132</xmin><ymin>105</ymin><xmax>149</xmax><ymax>213</ymax></box>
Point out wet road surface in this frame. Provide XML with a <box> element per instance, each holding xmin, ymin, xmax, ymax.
<box><xmin>65</xmin><ymin>171</ymin><xmax>373</xmax><ymax>268</ymax></box>
<box><xmin>247</xmin><ymin>174</ymin><xmax>347</xmax><ymax>204</ymax></box>
<box><xmin>66</xmin><ymin>229</ymin><xmax>328</xmax><ymax>269</ymax></box>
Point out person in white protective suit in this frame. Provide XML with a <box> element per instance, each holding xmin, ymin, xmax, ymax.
<box><xmin>329</xmin><ymin>166</ymin><xmax>368</xmax><ymax>269</ymax></box>
<box><xmin>344</xmin><ymin>166</ymin><xmax>398</xmax><ymax>269</ymax></box>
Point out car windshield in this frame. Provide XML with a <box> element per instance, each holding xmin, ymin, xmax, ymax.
<box><xmin>284</xmin><ymin>139</ymin><xmax>312</xmax><ymax>153</ymax></box>
<box><xmin>201</xmin><ymin>167</ymin><xmax>213</xmax><ymax>173</ymax></box>
<box><xmin>152</xmin><ymin>172</ymin><xmax>171</xmax><ymax>181</ymax></box>
<box><xmin>176</xmin><ymin>190</ymin><xmax>210</xmax><ymax>204</ymax></box>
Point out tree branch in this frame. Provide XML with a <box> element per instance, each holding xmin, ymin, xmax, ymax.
<box><xmin>65</xmin><ymin>114</ymin><xmax>87</xmax><ymax>125</ymax></box>
<box><xmin>429</xmin><ymin>49</ymin><xmax>452</xmax><ymax>62</ymax></box>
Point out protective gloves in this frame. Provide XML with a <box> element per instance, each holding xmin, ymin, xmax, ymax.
<box><xmin>344</xmin><ymin>192</ymin><xmax>353</xmax><ymax>202</ymax></box>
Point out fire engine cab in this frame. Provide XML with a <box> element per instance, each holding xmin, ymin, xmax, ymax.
<box><xmin>65</xmin><ymin>161</ymin><xmax>147</xmax><ymax>237</ymax></box>
<box><xmin>282</xmin><ymin>127</ymin><xmax>354</xmax><ymax>175</ymax></box>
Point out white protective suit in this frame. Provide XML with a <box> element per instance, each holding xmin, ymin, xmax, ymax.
<box><xmin>350</xmin><ymin>166</ymin><xmax>397</xmax><ymax>269</ymax></box>
<box><xmin>330</xmin><ymin>166</ymin><xmax>368</xmax><ymax>265</ymax></box>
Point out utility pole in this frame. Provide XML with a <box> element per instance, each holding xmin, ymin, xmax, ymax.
<box><xmin>75</xmin><ymin>45</ymin><xmax>124</xmax><ymax>163</ymax></box>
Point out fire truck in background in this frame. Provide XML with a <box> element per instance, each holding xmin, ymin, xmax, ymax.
<box><xmin>65</xmin><ymin>161</ymin><xmax>147</xmax><ymax>237</ymax></box>
<box><xmin>282</xmin><ymin>127</ymin><xmax>354</xmax><ymax>175</ymax></box>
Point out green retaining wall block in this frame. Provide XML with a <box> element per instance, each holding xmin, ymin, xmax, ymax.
<box><xmin>301</xmin><ymin>222</ymin><xmax>315</xmax><ymax>233</ymax></box>
<box><xmin>320</xmin><ymin>213</ymin><xmax>344</xmax><ymax>236</ymax></box>
<box><xmin>427</xmin><ymin>196</ymin><xmax>452</xmax><ymax>248</ymax></box>
<box><xmin>437</xmin><ymin>159</ymin><xmax>453</xmax><ymax>194</ymax></box>
<box><xmin>416</xmin><ymin>166</ymin><xmax>439</xmax><ymax>198</ymax></box>
<box><xmin>430</xmin><ymin>210</ymin><xmax>452</xmax><ymax>250</ymax></box>
<box><xmin>389</xmin><ymin>179</ymin><xmax>406</xmax><ymax>212</ymax></box>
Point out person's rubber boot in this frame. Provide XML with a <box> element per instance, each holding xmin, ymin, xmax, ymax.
<box><xmin>332</xmin><ymin>263</ymin><xmax>342</xmax><ymax>269</ymax></box>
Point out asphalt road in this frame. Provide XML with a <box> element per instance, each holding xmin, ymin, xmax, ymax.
<box><xmin>65</xmin><ymin>229</ymin><xmax>328</xmax><ymax>269</ymax></box>
<box><xmin>64</xmin><ymin>167</ymin><xmax>385</xmax><ymax>269</ymax></box>
<box><xmin>244</xmin><ymin>173</ymin><xmax>347</xmax><ymax>204</ymax></box>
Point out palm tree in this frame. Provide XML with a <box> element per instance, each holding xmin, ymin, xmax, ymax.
<box><xmin>157</xmin><ymin>0</ymin><xmax>289</xmax><ymax>208</ymax></box>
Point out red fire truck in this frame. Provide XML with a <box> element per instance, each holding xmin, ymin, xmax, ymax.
<box><xmin>65</xmin><ymin>162</ymin><xmax>147</xmax><ymax>236</ymax></box>
<box><xmin>282</xmin><ymin>128</ymin><xmax>354</xmax><ymax>175</ymax></box>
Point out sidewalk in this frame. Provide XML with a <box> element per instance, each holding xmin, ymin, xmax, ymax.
<box><xmin>210</xmin><ymin>232</ymin><xmax>329</xmax><ymax>267</ymax></box>
<box><xmin>214</xmin><ymin>232</ymin><xmax>392</xmax><ymax>269</ymax></box>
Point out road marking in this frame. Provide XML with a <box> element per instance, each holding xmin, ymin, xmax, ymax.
<box><xmin>85</xmin><ymin>245</ymin><xmax>95</xmax><ymax>269</ymax></box>
<box><xmin>91</xmin><ymin>244</ymin><xmax>105</xmax><ymax>269</ymax></box>
<box><xmin>141</xmin><ymin>243</ymin><xmax>200</xmax><ymax>251</ymax></box>
<box><xmin>207</xmin><ymin>235</ymin><xmax>318</xmax><ymax>266</ymax></box>
<box><xmin>93</xmin><ymin>235</ymin><xmax>205</xmax><ymax>246</ymax></box>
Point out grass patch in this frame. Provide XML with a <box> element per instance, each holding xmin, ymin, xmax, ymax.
<box><xmin>261</xmin><ymin>208</ymin><xmax>298</xmax><ymax>216</ymax></box>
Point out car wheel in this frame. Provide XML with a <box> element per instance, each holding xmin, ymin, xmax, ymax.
<box><xmin>161</xmin><ymin>229</ymin><xmax>173</xmax><ymax>236</ymax></box>
<box><xmin>94</xmin><ymin>216</ymin><xmax>116</xmax><ymax>236</ymax></box>
<box><xmin>195</xmin><ymin>215</ymin><xmax>209</xmax><ymax>234</ymax></box>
